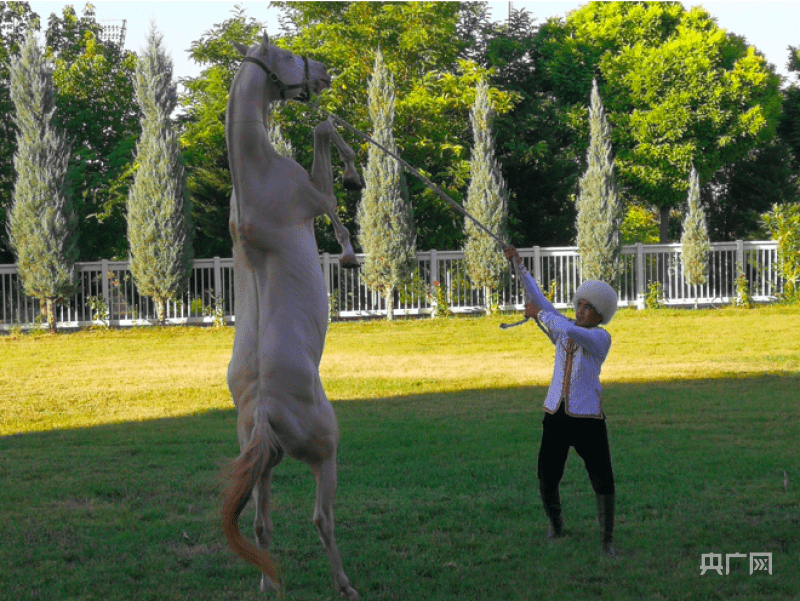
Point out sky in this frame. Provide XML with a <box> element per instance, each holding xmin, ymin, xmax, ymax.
<box><xmin>26</xmin><ymin>1</ymin><xmax>800</xmax><ymax>87</ymax></box>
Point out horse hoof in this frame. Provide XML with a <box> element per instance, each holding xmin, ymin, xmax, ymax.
<box><xmin>341</xmin><ymin>586</ymin><xmax>359</xmax><ymax>600</ymax></box>
<box><xmin>260</xmin><ymin>574</ymin><xmax>277</xmax><ymax>592</ymax></box>
<box><xmin>342</xmin><ymin>172</ymin><xmax>363</xmax><ymax>191</ymax></box>
<box><xmin>340</xmin><ymin>255</ymin><xmax>360</xmax><ymax>269</ymax></box>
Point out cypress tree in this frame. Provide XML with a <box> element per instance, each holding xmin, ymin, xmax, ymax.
<box><xmin>8</xmin><ymin>30</ymin><xmax>78</xmax><ymax>333</ymax></box>
<box><xmin>127</xmin><ymin>25</ymin><xmax>193</xmax><ymax>325</ymax></box>
<box><xmin>268</xmin><ymin>107</ymin><xmax>294</xmax><ymax>159</ymax></box>
<box><xmin>576</xmin><ymin>79</ymin><xmax>623</xmax><ymax>284</ymax></box>
<box><xmin>762</xmin><ymin>201</ymin><xmax>800</xmax><ymax>303</ymax></box>
<box><xmin>463</xmin><ymin>78</ymin><xmax>508</xmax><ymax>314</ymax></box>
<box><xmin>356</xmin><ymin>50</ymin><xmax>416</xmax><ymax>321</ymax></box>
<box><xmin>680</xmin><ymin>165</ymin><xmax>710</xmax><ymax>306</ymax></box>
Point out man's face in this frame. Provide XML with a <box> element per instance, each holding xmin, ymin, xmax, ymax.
<box><xmin>575</xmin><ymin>299</ymin><xmax>602</xmax><ymax>328</ymax></box>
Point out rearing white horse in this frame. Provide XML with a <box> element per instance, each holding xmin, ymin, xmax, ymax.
<box><xmin>221</xmin><ymin>33</ymin><xmax>360</xmax><ymax>600</ymax></box>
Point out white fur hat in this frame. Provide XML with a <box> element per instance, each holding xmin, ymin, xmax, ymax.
<box><xmin>573</xmin><ymin>280</ymin><xmax>618</xmax><ymax>325</ymax></box>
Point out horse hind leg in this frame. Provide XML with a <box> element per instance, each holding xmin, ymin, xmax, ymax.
<box><xmin>254</xmin><ymin>447</ymin><xmax>284</xmax><ymax>592</ymax></box>
<box><xmin>312</xmin><ymin>457</ymin><xmax>359</xmax><ymax>600</ymax></box>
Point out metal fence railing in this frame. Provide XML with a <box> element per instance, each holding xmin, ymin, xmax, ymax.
<box><xmin>0</xmin><ymin>241</ymin><xmax>783</xmax><ymax>329</ymax></box>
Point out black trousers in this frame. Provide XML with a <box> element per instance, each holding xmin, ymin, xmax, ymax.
<box><xmin>537</xmin><ymin>403</ymin><xmax>615</xmax><ymax>495</ymax></box>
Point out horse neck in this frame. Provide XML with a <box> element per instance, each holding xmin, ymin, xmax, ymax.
<box><xmin>226</xmin><ymin>66</ymin><xmax>281</xmax><ymax>159</ymax></box>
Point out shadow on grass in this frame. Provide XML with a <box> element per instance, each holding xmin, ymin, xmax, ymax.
<box><xmin>1</xmin><ymin>374</ymin><xmax>798</xmax><ymax>601</ymax></box>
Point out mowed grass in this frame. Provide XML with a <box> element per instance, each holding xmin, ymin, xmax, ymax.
<box><xmin>1</xmin><ymin>306</ymin><xmax>799</xmax><ymax>600</ymax></box>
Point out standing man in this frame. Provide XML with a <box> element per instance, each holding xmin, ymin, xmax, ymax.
<box><xmin>504</xmin><ymin>246</ymin><xmax>618</xmax><ymax>556</ymax></box>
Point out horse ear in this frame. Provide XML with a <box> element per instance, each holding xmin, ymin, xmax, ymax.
<box><xmin>260</xmin><ymin>31</ymin><xmax>270</xmax><ymax>51</ymax></box>
<box><xmin>233</xmin><ymin>41</ymin><xmax>249</xmax><ymax>56</ymax></box>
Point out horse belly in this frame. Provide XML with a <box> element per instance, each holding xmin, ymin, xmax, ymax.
<box><xmin>259</xmin><ymin>255</ymin><xmax>329</xmax><ymax>400</ymax></box>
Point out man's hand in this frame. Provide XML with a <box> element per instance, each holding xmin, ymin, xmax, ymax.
<box><xmin>504</xmin><ymin>246</ymin><xmax>521</xmax><ymax>266</ymax></box>
<box><xmin>524</xmin><ymin>301</ymin><xmax>542</xmax><ymax>319</ymax></box>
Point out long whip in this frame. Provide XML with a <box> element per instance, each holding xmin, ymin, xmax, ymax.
<box><xmin>307</xmin><ymin>101</ymin><xmax>507</xmax><ymax>249</ymax></box>
<box><xmin>305</xmin><ymin>100</ymin><xmax>534</xmax><ymax>329</ymax></box>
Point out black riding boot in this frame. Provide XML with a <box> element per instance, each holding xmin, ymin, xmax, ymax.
<box><xmin>540</xmin><ymin>486</ymin><xmax>565</xmax><ymax>539</ymax></box>
<box><xmin>596</xmin><ymin>493</ymin><xmax>616</xmax><ymax>556</ymax></box>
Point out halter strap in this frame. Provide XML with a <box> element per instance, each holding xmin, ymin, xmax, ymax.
<box><xmin>241</xmin><ymin>55</ymin><xmax>311</xmax><ymax>102</ymax></box>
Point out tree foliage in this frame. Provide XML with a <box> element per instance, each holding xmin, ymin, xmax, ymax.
<box><xmin>128</xmin><ymin>26</ymin><xmax>193</xmax><ymax>324</ymax></box>
<box><xmin>527</xmin><ymin>1</ymin><xmax>782</xmax><ymax>242</ymax></box>
<box><xmin>178</xmin><ymin>6</ymin><xmax>263</xmax><ymax>259</ymax></box>
<box><xmin>268</xmin><ymin>108</ymin><xmax>294</xmax><ymax>159</ymax></box>
<box><xmin>778</xmin><ymin>45</ymin><xmax>800</xmax><ymax>173</ymax></box>
<box><xmin>274</xmin><ymin>1</ymin><xmax>515</xmax><ymax>251</ymax></box>
<box><xmin>762</xmin><ymin>202</ymin><xmax>800</xmax><ymax>302</ymax></box>
<box><xmin>0</xmin><ymin>1</ymin><xmax>40</xmax><ymax>263</ymax></box>
<box><xmin>8</xmin><ymin>30</ymin><xmax>77</xmax><ymax>332</ymax></box>
<box><xmin>576</xmin><ymin>79</ymin><xmax>622</xmax><ymax>284</ymax></box>
<box><xmin>46</xmin><ymin>4</ymin><xmax>140</xmax><ymax>261</ymax></box>
<box><xmin>702</xmin><ymin>141</ymin><xmax>798</xmax><ymax>241</ymax></box>
<box><xmin>680</xmin><ymin>165</ymin><xmax>710</xmax><ymax>294</ymax></box>
<box><xmin>481</xmin><ymin>6</ymin><xmax>580</xmax><ymax>248</ymax></box>
<box><xmin>357</xmin><ymin>50</ymin><xmax>416</xmax><ymax>321</ymax></box>
<box><xmin>463</xmin><ymin>78</ymin><xmax>508</xmax><ymax>306</ymax></box>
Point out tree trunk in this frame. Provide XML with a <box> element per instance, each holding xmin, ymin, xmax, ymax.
<box><xmin>385</xmin><ymin>288</ymin><xmax>394</xmax><ymax>321</ymax></box>
<box><xmin>659</xmin><ymin>205</ymin><xmax>670</xmax><ymax>243</ymax></box>
<box><xmin>155</xmin><ymin>298</ymin><xmax>167</xmax><ymax>325</ymax></box>
<box><xmin>46</xmin><ymin>298</ymin><xmax>57</xmax><ymax>333</ymax></box>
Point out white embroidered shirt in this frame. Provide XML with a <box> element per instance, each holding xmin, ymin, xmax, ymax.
<box><xmin>519</xmin><ymin>267</ymin><xmax>612</xmax><ymax>418</ymax></box>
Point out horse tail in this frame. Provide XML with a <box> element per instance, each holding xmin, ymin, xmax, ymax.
<box><xmin>221</xmin><ymin>406</ymin><xmax>277</xmax><ymax>582</ymax></box>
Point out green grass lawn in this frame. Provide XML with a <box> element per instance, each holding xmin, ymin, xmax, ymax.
<box><xmin>1</xmin><ymin>306</ymin><xmax>799</xmax><ymax>600</ymax></box>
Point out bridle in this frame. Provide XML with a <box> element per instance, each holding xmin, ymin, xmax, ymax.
<box><xmin>242</xmin><ymin>54</ymin><xmax>311</xmax><ymax>102</ymax></box>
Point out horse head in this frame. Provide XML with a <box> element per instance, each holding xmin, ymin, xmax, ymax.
<box><xmin>234</xmin><ymin>32</ymin><xmax>331</xmax><ymax>102</ymax></box>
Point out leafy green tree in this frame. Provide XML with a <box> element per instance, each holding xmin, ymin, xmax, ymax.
<box><xmin>275</xmin><ymin>1</ymin><xmax>515</xmax><ymax>251</ymax></box>
<box><xmin>762</xmin><ymin>202</ymin><xmax>800</xmax><ymax>302</ymax></box>
<box><xmin>0</xmin><ymin>1</ymin><xmax>40</xmax><ymax>263</ymax></box>
<box><xmin>576</xmin><ymin>79</ymin><xmax>622</xmax><ymax>284</ymax></box>
<box><xmin>357</xmin><ymin>50</ymin><xmax>416</xmax><ymax>321</ymax></box>
<box><xmin>480</xmin><ymin>6</ymin><xmax>580</xmax><ymax>248</ymax></box>
<box><xmin>463</xmin><ymin>78</ymin><xmax>507</xmax><ymax>313</ymax></box>
<box><xmin>8</xmin><ymin>30</ymin><xmax>77</xmax><ymax>333</ymax></box>
<box><xmin>701</xmin><ymin>46</ymin><xmax>798</xmax><ymax>242</ymax></box>
<box><xmin>620</xmin><ymin>206</ymin><xmax>659</xmax><ymax>245</ymax></box>
<box><xmin>128</xmin><ymin>26</ymin><xmax>193</xmax><ymax>324</ymax></box>
<box><xmin>525</xmin><ymin>1</ymin><xmax>782</xmax><ymax>243</ymax></box>
<box><xmin>680</xmin><ymin>165</ymin><xmax>710</xmax><ymax>305</ymax></box>
<box><xmin>45</xmin><ymin>4</ymin><xmax>140</xmax><ymax>261</ymax></box>
<box><xmin>702</xmin><ymin>141</ymin><xmax>797</xmax><ymax>241</ymax></box>
<box><xmin>178</xmin><ymin>6</ymin><xmax>263</xmax><ymax>259</ymax></box>
<box><xmin>777</xmin><ymin>46</ymin><xmax>800</xmax><ymax>173</ymax></box>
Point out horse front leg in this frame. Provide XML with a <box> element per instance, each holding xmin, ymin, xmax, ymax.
<box><xmin>324</xmin><ymin>116</ymin><xmax>363</xmax><ymax>192</ymax></box>
<box><xmin>311</xmin><ymin>120</ymin><xmax>362</xmax><ymax>269</ymax></box>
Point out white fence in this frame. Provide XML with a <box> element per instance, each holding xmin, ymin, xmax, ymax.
<box><xmin>0</xmin><ymin>241</ymin><xmax>783</xmax><ymax>329</ymax></box>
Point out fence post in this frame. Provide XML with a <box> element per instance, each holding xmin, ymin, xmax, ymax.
<box><xmin>101</xmin><ymin>259</ymin><xmax>110</xmax><ymax>315</ymax></box>
<box><xmin>735</xmin><ymin>240</ymin><xmax>745</xmax><ymax>304</ymax></box>
<box><xmin>213</xmin><ymin>256</ymin><xmax>222</xmax><ymax>302</ymax></box>
<box><xmin>322</xmin><ymin>252</ymin><xmax>333</xmax><ymax>320</ymax></box>
<box><xmin>636</xmin><ymin>243</ymin><xmax>645</xmax><ymax>310</ymax></box>
<box><xmin>430</xmin><ymin>249</ymin><xmax>438</xmax><ymax>286</ymax></box>
<box><xmin>533</xmin><ymin>246</ymin><xmax>541</xmax><ymax>284</ymax></box>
